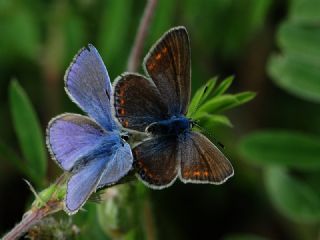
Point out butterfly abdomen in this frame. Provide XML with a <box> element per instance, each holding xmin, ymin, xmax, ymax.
<box><xmin>146</xmin><ymin>116</ymin><xmax>191</xmax><ymax>135</ymax></box>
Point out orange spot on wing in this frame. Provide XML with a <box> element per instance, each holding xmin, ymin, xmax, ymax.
<box><xmin>120</xmin><ymin>99</ymin><xmax>125</xmax><ymax>105</ymax></box>
<box><xmin>204</xmin><ymin>171</ymin><xmax>209</xmax><ymax>177</ymax></box>
<box><xmin>155</xmin><ymin>53</ymin><xmax>162</xmax><ymax>60</ymax></box>
<box><xmin>124</xmin><ymin>120</ymin><xmax>129</xmax><ymax>127</ymax></box>
<box><xmin>162</xmin><ymin>47</ymin><xmax>168</xmax><ymax>53</ymax></box>
<box><xmin>118</xmin><ymin>108</ymin><xmax>125</xmax><ymax>115</ymax></box>
<box><xmin>193</xmin><ymin>171</ymin><xmax>201</xmax><ymax>177</ymax></box>
<box><xmin>147</xmin><ymin>62</ymin><xmax>155</xmax><ymax>70</ymax></box>
<box><xmin>184</xmin><ymin>171</ymin><xmax>190</xmax><ymax>177</ymax></box>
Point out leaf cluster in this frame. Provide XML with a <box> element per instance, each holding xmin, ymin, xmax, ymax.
<box><xmin>187</xmin><ymin>76</ymin><xmax>255</xmax><ymax>129</ymax></box>
<box><xmin>239</xmin><ymin>0</ymin><xmax>320</xmax><ymax>226</ymax></box>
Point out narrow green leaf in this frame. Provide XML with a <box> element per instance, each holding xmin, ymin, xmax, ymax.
<box><xmin>9</xmin><ymin>80</ymin><xmax>47</xmax><ymax>185</ymax></box>
<box><xmin>235</xmin><ymin>91</ymin><xmax>256</xmax><ymax>103</ymax></box>
<box><xmin>211</xmin><ymin>76</ymin><xmax>234</xmax><ymax>97</ymax></box>
<box><xmin>198</xmin><ymin>91</ymin><xmax>255</xmax><ymax>114</ymax></box>
<box><xmin>202</xmin><ymin>76</ymin><xmax>218</xmax><ymax>103</ymax></box>
<box><xmin>239</xmin><ymin>131</ymin><xmax>320</xmax><ymax>170</ymax></box>
<box><xmin>188</xmin><ymin>86</ymin><xmax>207</xmax><ymax>117</ymax></box>
<box><xmin>197</xmin><ymin>113</ymin><xmax>233</xmax><ymax>128</ymax></box>
<box><xmin>265</xmin><ymin>167</ymin><xmax>320</xmax><ymax>223</ymax></box>
<box><xmin>198</xmin><ymin>95</ymin><xmax>236</xmax><ymax>114</ymax></box>
<box><xmin>268</xmin><ymin>54</ymin><xmax>320</xmax><ymax>103</ymax></box>
<box><xmin>188</xmin><ymin>77</ymin><xmax>217</xmax><ymax>117</ymax></box>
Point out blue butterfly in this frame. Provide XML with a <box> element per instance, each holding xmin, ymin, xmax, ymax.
<box><xmin>47</xmin><ymin>44</ymin><xmax>133</xmax><ymax>214</ymax></box>
<box><xmin>113</xmin><ymin>27</ymin><xmax>233</xmax><ymax>189</ymax></box>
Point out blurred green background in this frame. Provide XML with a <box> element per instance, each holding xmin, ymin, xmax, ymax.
<box><xmin>1</xmin><ymin>0</ymin><xmax>320</xmax><ymax>239</ymax></box>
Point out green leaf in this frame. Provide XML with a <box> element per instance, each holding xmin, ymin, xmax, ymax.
<box><xmin>188</xmin><ymin>86</ymin><xmax>207</xmax><ymax>117</ymax></box>
<box><xmin>188</xmin><ymin>77</ymin><xmax>217</xmax><ymax>116</ymax></box>
<box><xmin>9</xmin><ymin>80</ymin><xmax>47</xmax><ymax>185</ymax></box>
<box><xmin>268</xmin><ymin>54</ymin><xmax>320</xmax><ymax>103</ymax></box>
<box><xmin>201</xmin><ymin>76</ymin><xmax>218</xmax><ymax>103</ymax></box>
<box><xmin>239</xmin><ymin>131</ymin><xmax>320</xmax><ymax>170</ymax></box>
<box><xmin>265</xmin><ymin>167</ymin><xmax>320</xmax><ymax>223</ymax></box>
<box><xmin>278</xmin><ymin>23</ymin><xmax>320</xmax><ymax>63</ymax></box>
<box><xmin>189</xmin><ymin>76</ymin><xmax>255</xmax><ymax>118</ymax></box>
<box><xmin>197</xmin><ymin>113</ymin><xmax>233</xmax><ymax>128</ymax></box>
<box><xmin>198</xmin><ymin>91</ymin><xmax>255</xmax><ymax>114</ymax></box>
<box><xmin>269</xmin><ymin>0</ymin><xmax>320</xmax><ymax>103</ymax></box>
<box><xmin>211</xmin><ymin>76</ymin><xmax>234</xmax><ymax>97</ymax></box>
<box><xmin>235</xmin><ymin>91</ymin><xmax>256</xmax><ymax>103</ymax></box>
<box><xmin>289</xmin><ymin>0</ymin><xmax>320</xmax><ymax>24</ymax></box>
<box><xmin>197</xmin><ymin>95</ymin><xmax>236</xmax><ymax>114</ymax></box>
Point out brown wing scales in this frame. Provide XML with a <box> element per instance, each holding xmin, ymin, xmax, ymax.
<box><xmin>179</xmin><ymin>132</ymin><xmax>233</xmax><ymax>184</ymax></box>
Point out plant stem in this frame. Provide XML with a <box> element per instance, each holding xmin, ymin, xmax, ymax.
<box><xmin>127</xmin><ymin>0</ymin><xmax>158</xmax><ymax>72</ymax></box>
<box><xmin>2</xmin><ymin>200</ymin><xmax>62</xmax><ymax>240</ymax></box>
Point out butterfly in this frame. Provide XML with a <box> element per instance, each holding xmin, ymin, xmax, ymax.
<box><xmin>47</xmin><ymin>44</ymin><xmax>133</xmax><ymax>214</ymax></box>
<box><xmin>113</xmin><ymin>26</ymin><xmax>234</xmax><ymax>189</ymax></box>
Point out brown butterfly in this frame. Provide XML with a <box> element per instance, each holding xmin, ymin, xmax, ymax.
<box><xmin>113</xmin><ymin>26</ymin><xmax>233</xmax><ymax>189</ymax></box>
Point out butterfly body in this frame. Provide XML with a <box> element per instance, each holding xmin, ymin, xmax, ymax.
<box><xmin>146</xmin><ymin>116</ymin><xmax>191</xmax><ymax>135</ymax></box>
<box><xmin>69</xmin><ymin>134</ymin><xmax>122</xmax><ymax>173</ymax></box>
<box><xmin>113</xmin><ymin>27</ymin><xmax>233</xmax><ymax>189</ymax></box>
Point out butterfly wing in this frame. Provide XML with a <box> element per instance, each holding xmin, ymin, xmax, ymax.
<box><xmin>144</xmin><ymin>26</ymin><xmax>191</xmax><ymax>115</ymax></box>
<box><xmin>47</xmin><ymin>114</ymin><xmax>133</xmax><ymax>214</ymax></box>
<box><xmin>133</xmin><ymin>136</ymin><xmax>179</xmax><ymax>189</ymax></box>
<box><xmin>65</xmin><ymin>44</ymin><xmax>116</xmax><ymax>131</ymax></box>
<box><xmin>65</xmin><ymin>154</ymin><xmax>106</xmax><ymax>214</ymax></box>
<box><xmin>113</xmin><ymin>73</ymin><xmax>168</xmax><ymax>132</ymax></box>
<box><xmin>179</xmin><ymin>132</ymin><xmax>234</xmax><ymax>184</ymax></box>
<box><xmin>98</xmin><ymin>142</ymin><xmax>133</xmax><ymax>188</ymax></box>
<box><xmin>47</xmin><ymin>113</ymin><xmax>106</xmax><ymax>171</ymax></box>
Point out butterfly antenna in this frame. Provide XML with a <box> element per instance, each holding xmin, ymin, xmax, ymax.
<box><xmin>189</xmin><ymin>85</ymin><xmax>209</xmax><ymax>118</ymax></box>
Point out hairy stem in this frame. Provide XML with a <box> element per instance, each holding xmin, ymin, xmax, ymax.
<box><xmin>2</xmin><ymin>200</ymin><xmax>63</xmax><ymax>240</ymax></box>
<box><xmin>127</xmin><ymin>0</ymin><xmax>158</xmax><ymax>72</ymax></box>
